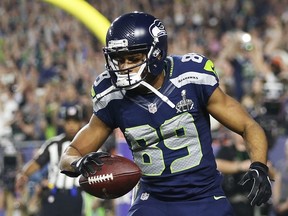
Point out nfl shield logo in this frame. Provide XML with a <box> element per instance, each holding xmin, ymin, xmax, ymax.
<box><xmin>148</xmin><ymin>103</ymin><xmax>157</xmax><ymax>114</ymax></box>
<box><xmin>140</xmin><ymin>192</ymin><xmax>150</xmax><ymax>200</ymax></box>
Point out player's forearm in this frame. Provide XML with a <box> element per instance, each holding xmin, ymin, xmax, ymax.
<box><xmin>59</xmin><ymin>126</ymin><xmax>89</xmax><ymax>172</ymax></box>
<box><xmin>242</xmin><ymin>122</ymin><xmax>268</xmax><ymax>164</ymax></box>
<box><xmin>21</xmin><ymin>160</ymin><xmax>40</xmax><ymax>177</ymax></box>
<box><xmin>216</xmin><ymin>159</ymin><xmax>250</xmax><ymax>174</ymax></box>
<box><xmin>59</xmin><ymin>146</ymin><xmax>82</xmax><ymax>172</ymax></box>
<box><xmin>59</xmin><ymin>120</ymin><xmax>110</xmax><ymax>172</ymax></box>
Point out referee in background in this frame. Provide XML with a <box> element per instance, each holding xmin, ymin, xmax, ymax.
<box><xmin>15</xmin><ymin>105</ymin><xmax>84</xmax><ymax>216</ymax></box>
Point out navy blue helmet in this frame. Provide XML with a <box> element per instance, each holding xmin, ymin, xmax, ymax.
<box><xmin>103</xmin><ymin>11</ymin><xmax>168</xmax><ymax>89</ymax></box>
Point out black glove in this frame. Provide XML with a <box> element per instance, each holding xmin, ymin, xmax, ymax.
<box><xmin>238</xmin><ymin>161</ymin><xmax>272</xmax><ymax>206</ymax></box>
<box><xmin>61</xmin><ymin>152</ymin><xmax>110</xmax><ymax>178</ymax></box>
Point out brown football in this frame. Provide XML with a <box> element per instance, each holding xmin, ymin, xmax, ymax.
<box><xmin>78</xmin><ymin>154</ymin><xmax>141</xmax><ymax>199</ymax></box>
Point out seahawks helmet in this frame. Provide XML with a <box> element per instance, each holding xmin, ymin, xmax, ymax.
<box><xmin>103</xmin><ymin>11</ymin><xmax>168</xmax><ymax>89</ymax></box>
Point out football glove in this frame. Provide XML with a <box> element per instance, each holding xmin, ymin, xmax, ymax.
<box><xmin>61</xmin><ymin>152</ymin><xmax>110</xmax><ymax>178</ymax></box>
<box><xmin>238</xmin><ymin>161</ymin><xmax>272</xmax><ymax>206</ymax></box>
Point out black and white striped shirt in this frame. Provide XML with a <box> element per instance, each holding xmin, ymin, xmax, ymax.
<box><xmin>34</xmin><ymin>133</ymin><xmax>79</xmax><ymax>189</ymax></box>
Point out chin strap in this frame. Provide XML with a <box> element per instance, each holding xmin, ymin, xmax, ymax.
<box><xmin>94</xmin><ymin>85</ymin><xmax>117</xmax><ymax>100</ymax></box>
<box><xmin>93</xmin><ymin>79</ymin><xmax>175</xmax><ymax>109</ymax></box>
<box><xmin>140</xmin><ymin>80</ymin><xmax>175</xmax><ymax>108</ymax></box>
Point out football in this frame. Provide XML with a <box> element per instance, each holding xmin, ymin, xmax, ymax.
<box><xmin>78</xmin><ymin>154</ymin><xmax>141</xmax><ymax>199</ymax></box>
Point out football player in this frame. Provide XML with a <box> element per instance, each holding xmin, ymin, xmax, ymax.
<box><xmin>60</xmin><ymin>12</ymin><xmax>272</xmax><ymax>216</ymax></box>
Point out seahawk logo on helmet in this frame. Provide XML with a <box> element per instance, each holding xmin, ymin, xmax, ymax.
<box><xmin>149</xmin><ymin>20</ymin><xmax>167</xmax><ymax>40</ymax></box>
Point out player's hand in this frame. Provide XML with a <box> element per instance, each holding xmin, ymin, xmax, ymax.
<box><xmin>238</xmin><ymin>161</ymin><xmax>272</xmax><ymax>206</ymax></box>
<box><xmin>71</xmin><ymin>152</ymin><xmax>110</xmax><ymax>178</ymax></box>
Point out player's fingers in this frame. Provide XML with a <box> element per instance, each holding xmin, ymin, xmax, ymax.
<box><xmin>81</xmin><ymin>167</ymin><xmax>91</xmax><ymax>178</ymax></box>
<box><xmin>92</xmin><ymin>157</ymin><xmax>104</xmax><ymax>166</ymax></box>
<box><xmin>97</xmin><ymin>152</ymin><xmax>110</xmax><ymax>158</ymax></box>
<box><xmin>82</xmin><ymin>162</ymin><xmax>97</xmax><ymax>176</ymax></box>
<box><xmin>82</xmin><ymin>152</ymin><xmax>110</xmax><ymax>175</ymax></box>
<box><xmin>248</xmin><ymin>178</ymin><xmax>261</xmax><ymax>206</ymax></box>
<box><xmin>238</xmin><ymin>172</ymin><xmax>250</xmax><ymax>185</ymax></box>
<box><xmin>249</xmin><ymin>189</ymin><xmax>259</xmax><ymax>206</ymax></box>
<box><xmin>91</xmin><ymin>152</ymin><xmax>110</xmax><ymax>165</ymax></box>
<box><xmin>255</xmin><ymin>183</ymin><xmax>271</xmax><ymax>206</ymax></box>
<box><xmin>86</xmin><ymin>155</ymin><xmax>104</xmax><ymax>166</ymax></box>
<box><xmin>255</xmin><ymin>195</ymin><xmax>265</xmax><ymax>206</ymax></box>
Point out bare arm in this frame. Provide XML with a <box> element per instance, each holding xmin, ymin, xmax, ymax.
<box><xmin>15</xmin><ymin>160</ymin><xmax>40</xmax><ymax>192</ymax></box>
<box><xmin>216</xmin><ymin>159</ymin><xmax>250</xmax><ymax>174</ymax></box>
<box><xmin>207</xmin><ymin>87</ymin><xmax>268</xmax><ymax>164</ymax></box>
<box><xmin>59</xmin><ymin>114</ymin><xmax>112</xmax><ymax>172</ymax></box>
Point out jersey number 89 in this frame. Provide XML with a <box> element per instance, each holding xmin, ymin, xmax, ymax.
<box><xmin>125</xmin><ymin>113</ymin><xmax>203</xmax><ymax>176</ymax></box>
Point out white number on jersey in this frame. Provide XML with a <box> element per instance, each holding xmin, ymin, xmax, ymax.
<box><xmin>125</xmin><ymin>112</ymin><xmax>203</xmax><ymax>176</ymax></box>
<box><xmin>181</xmin><ymin>53</ymin><xmax>203</xmax><ymax>63</ymax></box>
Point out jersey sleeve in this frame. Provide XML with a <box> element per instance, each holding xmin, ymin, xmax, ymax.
<box><xmin>170</xmin><ymin>53</ymin><xmax>219</xmax><ymax>106</ymax></box>
<box><xmin>90</xmin><ymin>71</ymin><xmax>120</xmax><ymax>129</ymax></box>
<box><xmin>198</xmin><ymin>56</ymin><xmax>219</xmax><ymax>104</ymax></box>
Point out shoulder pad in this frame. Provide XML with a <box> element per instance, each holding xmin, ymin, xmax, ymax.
<box><xmin>170</xmin><ymin>53</ymin><xmax>218</xmax><ymax>77</ymax></box>
<box><xmin>91</xmin><ymin>71</ymin><xmax>116</xmax><ymax>100</ymax></box>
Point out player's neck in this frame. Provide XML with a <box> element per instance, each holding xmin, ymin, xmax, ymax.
<box><xmin>151</xmin><ymin>70</ymin><xmax>165</xmax><ymax>90</ymax></box>
<box><xmin>130</xmin><ymin>70</ymin><xmax>165</xmax><ymax>95</ymax></box>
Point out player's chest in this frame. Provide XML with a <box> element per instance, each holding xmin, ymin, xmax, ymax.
<box><xmin>114</xmin><ymin>85</ymin><xmax>204</xmax><ymax>130</ymax></box>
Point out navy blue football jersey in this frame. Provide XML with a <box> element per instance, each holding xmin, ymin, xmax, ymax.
<box><xmin>91</xmin><ymin>53</ymin><xmax>223</xmax><ymax>200</ymax></box>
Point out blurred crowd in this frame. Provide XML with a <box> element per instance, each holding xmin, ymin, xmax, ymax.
<box><xmin>0</xmin><ymin>0</ymin><xmax>288</xmax><ymax>215</ymax></box>
<box><xmin>0</xmin><ymin>0</ymin><xmax>288</xmax><ymax>143</ymax></box>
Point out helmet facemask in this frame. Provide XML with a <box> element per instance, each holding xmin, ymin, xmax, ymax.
<box><xmin>104</xmin><ymin>39</ymin><xmax>161</xmax><ymax>90</ymax></box>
